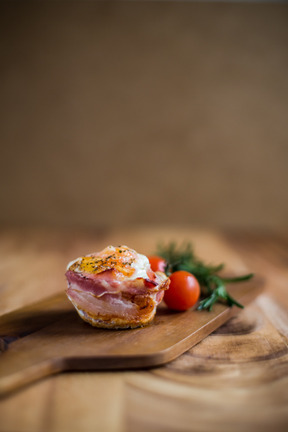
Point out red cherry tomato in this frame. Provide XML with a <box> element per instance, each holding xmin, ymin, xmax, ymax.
<box><xmin>164</xmin><ymin>271</ymin><xmax>200</xmax><ymax>311</ymax></box>
<box><xmin>148</xmin><ymin>256</ymin><xmax>167</xmax><ymax>273</ymax></box>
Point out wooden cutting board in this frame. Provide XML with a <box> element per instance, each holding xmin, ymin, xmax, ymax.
<box><xmin>0</xmin><ymin>278</ymin><xmax>262</xmax><ymax>397</ymax></box>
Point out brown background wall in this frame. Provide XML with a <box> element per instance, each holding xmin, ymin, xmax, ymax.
<box><xmin>1</xmin><ymin>1</ymin><xmax>288</xmax><ymax>229</ymax></box>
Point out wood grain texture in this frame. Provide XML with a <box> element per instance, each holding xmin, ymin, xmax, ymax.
<box><xmin>0</xmin><ymin>227</ymin><xmax>288</xmax><ymax>432</ymax></box>
<box><xmin>0</xmin><ymin>279</ymin><xmax>262</xmax><ymax>397</ymax></box>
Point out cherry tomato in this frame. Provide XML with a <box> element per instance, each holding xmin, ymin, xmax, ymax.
<box><xmin>164</xmin><ymin>270</ymin><xmax>200</xmax><ymax>311</ymax></box>
<box><xmin>148</xmin><ymin>256</ymin><xmax>167</xmax><ymax>273</ymax></box>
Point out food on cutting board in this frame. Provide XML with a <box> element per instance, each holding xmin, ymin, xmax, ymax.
<box><xmin>65</xmin><ymin>245</ymin><xmax>170</xmax><ymax>329</ymax></box>
<box><xmin>149</xmin><ymin>242</ymin><xmax>254</xmax><ymax>311</ymax></box>
<box><xmin>65</xmin><ymin>242</ymin><xmax>254</xmax><ymax>329</ymax></box>
<box><xmin>162</xmin><ymin>271</ymin><xmax>200</xmax><ymax>311</ymax></box>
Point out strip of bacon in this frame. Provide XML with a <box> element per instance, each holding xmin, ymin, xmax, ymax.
<box><xmin>65</xmin><ymin>245</ymin><xmax>170</xmax><ymax>329</ymax></box>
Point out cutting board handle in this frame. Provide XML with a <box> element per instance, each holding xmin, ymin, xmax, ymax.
<box><xmin>0</xmin><ymin>279</ymin><xmax>264</xmax><ymax>398</ymax></box>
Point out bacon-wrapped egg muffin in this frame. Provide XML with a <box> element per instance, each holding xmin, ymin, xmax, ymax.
<box><xmin>65</xmin><ymin>245</ymin><xmax>170</xmax><ymax>329</ymax></box>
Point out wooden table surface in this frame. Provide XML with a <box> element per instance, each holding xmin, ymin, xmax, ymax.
<box><xmin>0</xmin><ymin>226</ymin><xmax>288</xmax><ymax>432</ymax></box>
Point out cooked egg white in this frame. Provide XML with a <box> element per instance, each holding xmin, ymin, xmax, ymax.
<box><xmin>130</xmin><ymin>252</ymin><xmax>151</xmax><ymax>280</ymax></box>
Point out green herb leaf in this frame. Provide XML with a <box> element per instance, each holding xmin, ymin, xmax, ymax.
<box><xmin>156</xmin><ymin>242</ymin><xmax>253</xmax><ymax>311</ymax></box>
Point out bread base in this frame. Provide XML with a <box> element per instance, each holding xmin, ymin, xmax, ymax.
<box><xmin>76</xmin><ymin>307</ymin><xmax>155</xmax><ymax>329</ymax></box>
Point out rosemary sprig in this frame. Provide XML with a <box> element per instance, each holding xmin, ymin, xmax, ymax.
<box><xmin>156</xmin><ymin>242</ymin><xmax>253</xmax><ymax>311</ymax></box>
